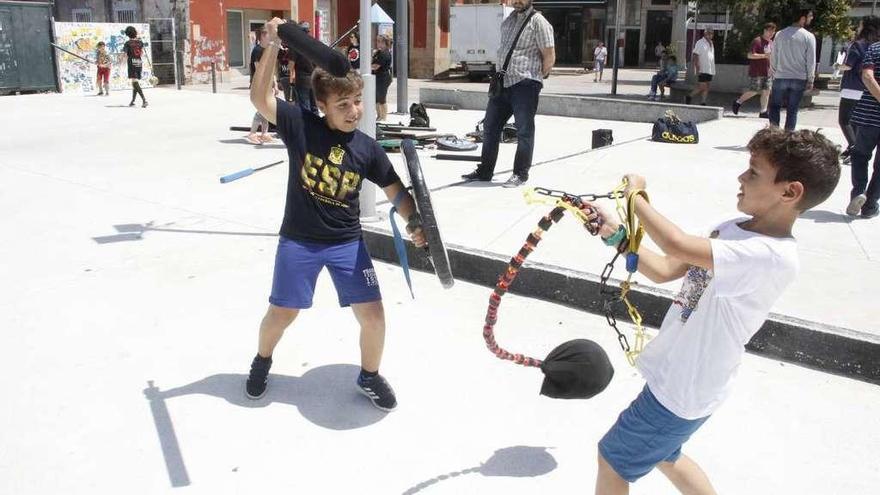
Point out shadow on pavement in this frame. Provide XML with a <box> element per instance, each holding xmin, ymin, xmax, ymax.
<box><xmin>144</xmin><ymin>365</ymin><xmax>389</xmax><ymax>487</ymax></box>
<box><xmin>714</xmin><ymin>145</ymin><xmax>749</xmax><ymax>152</ymax></box>
<box><xmin>92</xmin><ymin>222</ymin><xmax>276</xmax><ymax>244</ymax></box>
<box><xmin>401</xmin><ymin>446</ymin><xmax>557</xmax><ymax>494</ymax></box>
<box><xmin>217</xmin><ymin>138</ymin><xmax>286</xmax><ymax>149</ymax></box>
<box><xmin>800</xmin><ymin>209</ymin><xmax>856</xmax><ymax>224</ymax></box>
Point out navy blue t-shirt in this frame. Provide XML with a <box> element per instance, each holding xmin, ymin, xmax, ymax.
<box><xmin>842</xmin><ymin>40</ymin><xmax>867</xmax><ymax>92</ymax></box>
<box><xmin>275</xmin><ymin>99</ymin><xmax>400</xmax><ymax>243</ymax></box>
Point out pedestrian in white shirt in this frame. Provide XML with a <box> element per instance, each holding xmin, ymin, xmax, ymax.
<box><xmin>687</xmin><ymin>30</ymin><xmax>716</xmax><ymax>105</ymax></box>
<box><xmin>594</xmin><ymin>42</ymin><xmax>608</xmax><ymax>82</ymax></box>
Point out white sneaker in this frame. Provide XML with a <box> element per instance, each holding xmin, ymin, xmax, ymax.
<box><xmin>847</xmin><ymin>194</ymin><xmax>867</xmax><ymax>216</ymax></box>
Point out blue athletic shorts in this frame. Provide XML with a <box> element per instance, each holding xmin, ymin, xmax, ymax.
<box><xmin>598</xmin><ymin>385</ymin><xmax>710</xmax><ymax>482</ymax></box>
<box><xmin>269</xmin><ymin>236</ymin><xmax>381</xmax><ymax>309</ymax></box>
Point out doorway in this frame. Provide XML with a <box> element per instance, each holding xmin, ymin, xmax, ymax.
<box><xmin>544</xmin><ymin>8</ymin><xmax>583</xmax><ymax>65</ymax></box>
<box><xmin>645</xmin><ymin>11</ymin><xmax>672</xmax><ymax>64</ymax></box>
<box><xmin>227</xmin><ymin>10</ymin><xmax>244</xmax><ymax>67</ymax></box>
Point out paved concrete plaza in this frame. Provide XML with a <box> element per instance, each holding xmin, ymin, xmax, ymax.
<box><xmin>1</xmin><ymin>88</ymin><xmax>879</xmax><ymax>494</ymax></box>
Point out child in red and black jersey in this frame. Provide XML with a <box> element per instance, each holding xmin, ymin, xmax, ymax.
<box><xmin>121</xmin><ymin>25</ymin><xmax>148</xmax><ymax>108</ymax></box>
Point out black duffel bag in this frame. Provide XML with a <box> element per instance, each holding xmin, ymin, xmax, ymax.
<box><xmin>651</xmin><ymin>110</ymin><xmax>699</xmax><ymax>144</ymax></box>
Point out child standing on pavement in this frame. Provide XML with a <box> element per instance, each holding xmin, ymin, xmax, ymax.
<box><xmin>121</xmin><ymin>26</ymin><xmax>148</xmax><ymax>108</ymax></box>
<box><xmin>95</xmin><ymin>41</ymin><xmax>111</xmax><ymax>96</ymax></box>
<box><xmin>244</xmin><ymin>18</ymin><xmax>426</xmax><ymax>412</ymax></box>
<box><xmin>586</xmin><ymin>127</ymin><xmax>840</xmax><ymax>494</ymax></box>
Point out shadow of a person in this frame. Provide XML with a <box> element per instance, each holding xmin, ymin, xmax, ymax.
<box><xmin>799</xmin><ymin>209</ymin><xmax>856</xmax><ymax>224</ymax></box>
<box><xmin>144</xmin><ymin>365</ymin><xmax>388</xmax><ymax>488</ymax></box>
<box><xmin>401</xmin><ymin>446</ymin><xmax>557</xmax><ymax>494</ymax></box>
<box><xmin>147</xmin><ymin>364</ymin><xmax>388</xmax><ymax>431</ymax></box>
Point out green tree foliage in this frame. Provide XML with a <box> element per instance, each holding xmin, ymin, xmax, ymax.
<box><xmin>709</xmin><ymin>0</ymin><xmax>855</xmax><ymax>63</ymax></box>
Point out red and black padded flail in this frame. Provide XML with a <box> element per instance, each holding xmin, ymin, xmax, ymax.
<box><xmin>482</xmin><ymin>199</ymin><xmax>614</xmax><ymax>400</ymax></box>
<box><xmin>483</xmin><ymin>206</ymin><xmax>566</xmax><ymax>367</ymax></box>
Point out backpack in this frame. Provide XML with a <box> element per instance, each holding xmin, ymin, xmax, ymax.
<box><xmin>409</xmin><ymin>103</ymin><xmax>430</xmax><ymax>128</ymax></box>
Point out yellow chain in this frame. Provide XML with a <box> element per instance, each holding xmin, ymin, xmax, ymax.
<box><xmin>620</xmin><ymin>187</ymin><xmax>651</xmax><ymax>365</ymax></box>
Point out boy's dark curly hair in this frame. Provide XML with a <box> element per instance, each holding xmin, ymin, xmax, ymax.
<box><xmin>747</xmin><ymin>127</ymin><xmax>841</xmax><ymax>211</ymax></box>
<box><xmin>124</xmin><ymin>26</ymin><xmax>137</xmax><ymax>38</ymax></box>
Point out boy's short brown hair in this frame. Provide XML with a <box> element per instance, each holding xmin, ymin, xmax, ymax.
<box><xmin>312</xmin><ymin>68</ymin><xmax>363</xmax><ymax>102</ymax></box>
<box><xmin>747</xmin><ymin>127</ymin><xmax>841</xmax><ymax>211</ymax></box>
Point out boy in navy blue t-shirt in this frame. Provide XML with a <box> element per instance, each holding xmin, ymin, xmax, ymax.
<box><xmin>245</xmin><ymin>18</ymin><xmax>425</xmax><ymax>411</ymax></box>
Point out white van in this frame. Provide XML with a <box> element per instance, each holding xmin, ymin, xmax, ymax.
<box><xmin>449</xmin><ymin>3</ymin><xmax>514</xmax><ymax>80</ymax></box>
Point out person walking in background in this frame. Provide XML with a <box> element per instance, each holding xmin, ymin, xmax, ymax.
<box><xmin>686</xmin><ymin>30</ymin><xmax>715</xmax><ymax>105</ymax></box>
<box><xmin>839</xmin><ymin>17</ymin><xmax>880</xmax><ymax>163</ymax></box>
<box><xmin>768</xmin><ymin>7</ymin><xmax>816</xmax><ymax>131</ymax></box>
<box><xmin>372</xmin><ymin>34</ymin><xmax>393</xmax><ymax>121</ymax></box>
<box><xmin>95</xmin><ymin>41</ymin><xmax>111</xmax><ymax>96</ymax></box>
<box><xmin>593</xmin><ymin>41</ymin><xmax>607</xmax><ymax>82</ymax></box>
<box><xmin>732</xmin><ymin>22</ymin><xmax>777</xmax><ymax>118</ymax></box>
<box><xmin>347</xmin><ymin>32</ymin><xmax>360</xmax><ymax>70</ymax></box>
<box><xmin>846</xmin><ymin>29</ymin><xmax>880</xmax><ymax>218</ymax></box>
<box><xmin>461</xmin><ymin>0</ymin><xmax>555</xmax><ymax>188</ymax></box>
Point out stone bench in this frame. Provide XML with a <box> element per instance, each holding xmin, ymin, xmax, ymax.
<box><xmin>419</xmin><ymin>87</ymin><xmax>723</xmax><ymax>124</ymax></box>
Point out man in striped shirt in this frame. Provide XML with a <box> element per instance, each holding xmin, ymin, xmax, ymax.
<box><xmin>847</xmin><ymin>40</ymin><xmax>880</xmax><ymax>218</ymax></box>
<box><xmin>462</xmin><ymin>0</ymin><xmax>555</xmax><ymax>188</ymax></box>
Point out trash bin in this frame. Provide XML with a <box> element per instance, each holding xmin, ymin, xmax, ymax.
<box><xmin>592</xmin><ymin>129</ymin><xmax>613</xmax><ymax>149</ymax></box>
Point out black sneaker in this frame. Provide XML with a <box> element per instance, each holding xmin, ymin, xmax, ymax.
<box><xmin>461</xmin><ymin>170</ymin><xmax>492</xmax><ymax>182</ymax></box>
<box><xmin>357</xmin><ymin>373</ymin><xmax>397</xmax><ymax>411</ymax></box>
<box><xmin>759</xmin><ymin>111</ymin><xmax>769</xmax><ymax>119</ymax></box>
<box><xmin>862</xmin><ymin>203</ymin><xmax>880</xmax><ymax>219</ymax></box>
<box><xmin>245</xmin><ymin>354</ymin><xmax>272</xmax><ymax>399</ymax></box>
<box><xmin>685</xmin><ymin>95</ymin><xmax>692</xmax><ymax>105</ymax></box>
<box><xmin>128</xmin><ymin>101</ymin><xmax>135</xmax><ymax>107</ymax></box>
<box><xmin>502</xmin><ymin>174</ymin><xmax>527</xmax><ymax>188</ymax></box>
<box><xmin>732</xmin><ymin>100</ymin><xmax>741</xmax><ymax>115</ymax></box>
<box><xmin>142</xmin><ymin>101</ymin><xmax>149</xmax><ymax>108</ymax></box>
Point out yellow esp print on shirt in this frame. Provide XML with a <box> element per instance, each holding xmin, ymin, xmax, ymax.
<box><xmin>300</xmin><ymin>152</ymin><xmax>361</xmax><ymax>207</ymax></box>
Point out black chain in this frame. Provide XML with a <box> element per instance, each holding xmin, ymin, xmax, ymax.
<box><xmin>533</xmin><ymin>186</ymin><xmax>624</xmax><ymax>203</ymax></box>
<box><xmin>599</xmin><ymin>244</ymin><xmax>633</xmax><ymax>354</ymax></box>
<box><xmin>534</xmin><ymin>186</ymin><xmax>632</xmax><ymax>354</ymax></box>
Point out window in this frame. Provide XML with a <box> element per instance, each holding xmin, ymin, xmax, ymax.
<box><xmin>72</xmin><ymin>8</ymin><xmax>92</xmax><ymax>22</ymax></box>
<box><xmin>116</xmin><ymin>10</ymin><xmax>136</xmax><ymax>23</ymax></box>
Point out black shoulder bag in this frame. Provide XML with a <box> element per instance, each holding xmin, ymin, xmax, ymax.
<box><xmin>488</xmin><ymin>11</ymin><xmax>537</xmax><ymax>98</ymax></box>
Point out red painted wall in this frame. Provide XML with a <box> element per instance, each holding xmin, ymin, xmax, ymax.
<box><xmin>190</xmin><ymin>0</ymin><xmax>309</xmax><ymax>73</ymax></box>
<box><xmin>413</xmin><ymin>0</ymin><xmax>426</xmax><ymax>48</ymax></box>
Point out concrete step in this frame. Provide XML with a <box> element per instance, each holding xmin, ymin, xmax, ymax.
<box><xmin>362</xmin><ymin>227</ymin><xmax>880</xmax><ymax>386</ymax></box>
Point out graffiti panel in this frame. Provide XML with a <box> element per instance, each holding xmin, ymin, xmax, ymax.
<box><xmin>54</xmin><ymin>22</ymin><xmax>155</xmax><ymax>94</ymax></box>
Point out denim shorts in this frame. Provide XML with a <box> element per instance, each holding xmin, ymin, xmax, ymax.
<box><xmin>598</xmin><ymin>385</ymin><xmax>710</xmax><ymax>482</ymax></box>
<box><xmin>269</xmin><ymin>236</ymin><xmax>381</xmax><ymax>309</ymax></box>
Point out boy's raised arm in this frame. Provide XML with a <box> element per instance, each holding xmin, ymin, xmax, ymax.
<box><xmin>624</xmin><ymin>175</ymin><xmax>714</xmax><ymax>271</ymax></box>
<box><xmin>587</xmin><ymin>201</ymin><xmax>690</xmax><ymax>283</ymax></box>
